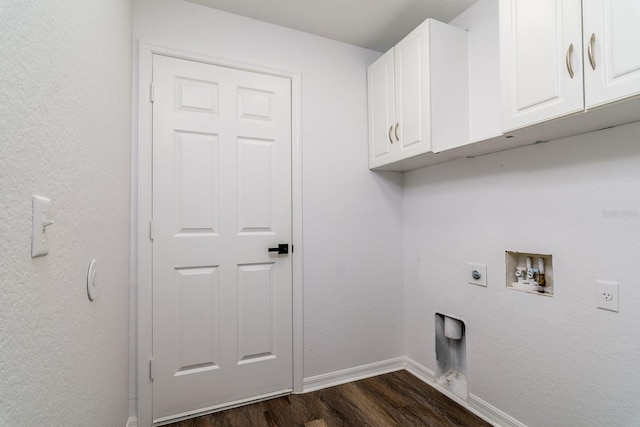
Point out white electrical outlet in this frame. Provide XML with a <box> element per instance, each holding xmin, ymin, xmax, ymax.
<box><xmin>467</xmin><ymin>263</ymin><xmax>487</xmax><ymax>287</ymax></box>
<box><xmin>596</xmin><ymin>280</ymin><xmax>619</xmax><ymax>312</ymax></box>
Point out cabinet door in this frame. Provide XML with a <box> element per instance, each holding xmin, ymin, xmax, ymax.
<box><xmin>583</xmin><ymin>0</ymin><xmax>640</xmax><ymax>108</ymax></box>
<box><xmin>500</xmin><ymin>0</ymin><xmax>583</xmax><ymax>132</ymax></box>
<box><xmin>394</xmin><ymin>22</ymin><xmax>430</xmax><ymax>160</ymax></box>
<box><xmin>368</xmin><ymin>49</ymin><xmax>395</xmax><ymax>169</ymax></box>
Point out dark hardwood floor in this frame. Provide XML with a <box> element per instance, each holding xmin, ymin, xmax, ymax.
<box><xmin>165</xmin><ymin>370</ymin><xmax>491</xmax><ymax>427</ymax></box>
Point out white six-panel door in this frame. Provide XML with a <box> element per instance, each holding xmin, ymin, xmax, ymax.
<box><xmin>151</xmin><ymin>55</ymin><xmax>292</xmax><ymax>422</ymax></box>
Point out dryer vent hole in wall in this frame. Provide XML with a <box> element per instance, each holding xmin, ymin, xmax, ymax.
<box><xmin>506</xmin><ymin>251</ymin><xmax>553</xmax><ymax>296</ymax></box>
<box><xmin>435</xmin><ymin>314</ymin><xmax>467</xmax><ymax>401</ymax></box>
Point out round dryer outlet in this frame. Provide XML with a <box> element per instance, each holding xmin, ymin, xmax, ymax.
<box><xmin>87</xmin><ymin>259</ymin><xmax>99</xmax><ymax>301</ymax></box>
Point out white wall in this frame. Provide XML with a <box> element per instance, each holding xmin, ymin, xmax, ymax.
<box><xmin>131</xmin><ymin>0</ymin><xmax>404</xmax><ymax>417</ymax></box>
<box><xmin>404</xmin><ymin>122</ymin><xmax>640</xmax><ymax>426</ymax></box>
<box><xmin>0</xmin><ymin>1</ymin><xmax>132</xmax><ymax>426</ymax></box>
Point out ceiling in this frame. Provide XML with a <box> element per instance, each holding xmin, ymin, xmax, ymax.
<box><xmin>184</xmin><ymin>0</ymin><xmax>478</xmax><ymax>52</ymax></box>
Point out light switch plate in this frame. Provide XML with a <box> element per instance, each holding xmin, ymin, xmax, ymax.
<box><xmin>31</xmin><ymin>195</ymin><xmax>51</xmax><ymax>258</ymax></box>
<box><xmin>596</xmin><ymin>280</ymin><xmax>619</xmax><ymax>312</ymax></box>
<box><xmin>468</xmin><ymin>263</ymin><xmax>487</xmax><ymax>287</ymax></box>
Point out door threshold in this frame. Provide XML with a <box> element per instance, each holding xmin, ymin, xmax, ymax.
<box><xmin>153</xmin><ymin>389</ymin><xmax>293</xmax><ymax>426</ymax></box>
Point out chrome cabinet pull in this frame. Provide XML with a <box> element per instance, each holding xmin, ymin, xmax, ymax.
<box><xmin>588</xmin><ymin>33</ymin><xmax>596</xmax><ymax>70</ymax></box>
<box><xmin>388</xmin><ymin>125</ymin><xmax>393</xmax><ymax>144</ymax></box>
<box><xmin>394</xmin><ymin>123</ymin><xmax>399</xmax><ymax>141</ymax></box>
<box><xmin>566</xmin><ymin>43</ymin><xmax>574</xmax><ymax>79</ymax></box>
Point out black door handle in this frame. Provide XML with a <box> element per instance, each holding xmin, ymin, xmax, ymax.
<box><xmin>268</xmin><ymin>244</ymin><xmax>289</xmax><ymax>255</ymax></box>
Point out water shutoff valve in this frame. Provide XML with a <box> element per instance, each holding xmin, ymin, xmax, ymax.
<box><xmin>506</xmin><ymin>251</ymin><xmax>553</xmax><ymax>296</ymax></box>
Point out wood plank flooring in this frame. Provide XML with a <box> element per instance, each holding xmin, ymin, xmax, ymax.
<box><xmin>165</xmin><ymin>370</ymin><xmax>491</xmax><ymax>427</ymax></box>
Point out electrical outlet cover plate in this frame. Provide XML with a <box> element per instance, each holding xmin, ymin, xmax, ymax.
<box><xmin>596</xmin><ymin>280</ymin><xmax>619</xmax><ymax>312</ymax></box>
<box><xmin>467</xmin><ymin>263</ymin><xmax>487</xmax><ymax>287</ymax></box>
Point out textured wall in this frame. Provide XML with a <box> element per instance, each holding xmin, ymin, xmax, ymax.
<box><xmin>131</xmin><ymin>0</ymin><xmax>404</xmax><ymax>417</ymax></box>
<box><xmin>0</xmin><ymin>1</ymin><xmax>132</xmax><ymax>426</ymax></box>
<box><xmin>404</xmin><ymin>122</ymin><xmax>640</xmax><ymax>426</ymax></box>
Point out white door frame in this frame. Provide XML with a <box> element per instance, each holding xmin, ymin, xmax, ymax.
<box><xmin>135</xmin><ymin>40</ymin><xmax>303</xmax><ymax>427</ymax></box>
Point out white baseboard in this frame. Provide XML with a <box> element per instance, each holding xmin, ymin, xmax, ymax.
<box><xmin>130</xmin><ymin>359</ymin><xmax>525</xmax><ymax>427</ymax></box>
<box><xmin>469</xmin><ymin>394</ymin><xmax>527</xmax><ymax>427</ymax></box>
<box><xmin>404</xmin><ymin>357</ymin><xmax>526</xmax><ymax>427</ymax></box>
<box><xmin>302</xmin><ymin>357</ymin><xmax>526</xmax><ymax>427</ymax></box>
<box><xmin>403</xmin><ymin>357</ymin><xmax>436</xmax><ymax>382</ymax></box>
<box><xmin>133</xmin><ymin>357</ymin><xmax>523</xmax><ymax>427</ymax></box>
<box><xmin>302</xmin><ymin>357</ymin><xmax>406</xmax><ymax>393</ymax></box>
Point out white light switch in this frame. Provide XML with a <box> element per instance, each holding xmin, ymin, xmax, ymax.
<box><xmin>31</xmin><ymin>195</ymin><xmax>52</xmax><ymax>258</ymax></box>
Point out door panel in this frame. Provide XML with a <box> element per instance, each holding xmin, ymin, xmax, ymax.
<box><xmin>173</xmin><ymin>266</ymin><xmax>220</xmax><ymax>374</ymax></box>
<box><xmin>175</xmin><ymin>77</ymin><xmax>219</xmax><ymax>114</ymax></box>
<box><xmin>152</xmin><ymin>54</ymin><xmax>292</xmax><ymax>422</ymax></box>
<box><xmin>174</xmin><ymin>131</ymin><xmax>219</xmax><ymax>234</ymax></box>
<box><xmin>237</xmin><ymin>137</ymin><xmax>274</xmax><ymax>233</ymax></box>
<box><xmin>237</xmin><ymin>263</ymin><xmax>276</xmax><ymax>363</ymax></box>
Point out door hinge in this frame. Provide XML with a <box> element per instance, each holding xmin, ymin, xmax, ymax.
<box><xmin>149</xmin><ymin>357</ymin><xmax>154</xmax><ymax>381</ymax></box>
<box><xmin>150</xmin><ymin>82</ymin><xmax>155</xmax><ymax>103</ymax></box>
<box><xmin>149</xmin><ymin>219</ymin><xmax>154</xmax><ymax>241</ymax></box>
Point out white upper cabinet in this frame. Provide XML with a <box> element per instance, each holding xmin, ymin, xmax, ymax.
<box><xmin>582</xmin><ymin>0</ymin><xmax>640</xmax><ymax>108</ymax></box>
<box><xmin>394</xmin><ymin>24</ymin><xmax>430</xmax><ymax>161</ymax></box>
<box><xmin>500</xmin><ymin>0</ymin><xmax>584</xmax><ymax>131</ymax></box>
<box><xmin>368</xmin><ymin>19</ymin><xmax>468</xmax><ymax>171</ymax></box>
<box><xmin>501</xmin><ymin>0</ymin><xmax>640</xmax><ymax>133</ymax></box>
<box><xmin>368</xmin><ymin>49</ymin><xmax>395</xmax><ymax>169</ymax></box>
<box><xmin>366</xmin><ymin>0</ymin><xmax>640</xmax><ymax>172</ymax></box>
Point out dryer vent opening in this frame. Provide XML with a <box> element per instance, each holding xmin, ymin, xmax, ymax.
<box><xmin>435</xmin><ymin>313</ymin><xmax>467</xmax><ymax>400</ymax></box>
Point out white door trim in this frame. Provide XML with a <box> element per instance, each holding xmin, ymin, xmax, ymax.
<box><xmin>135</xmin><ymin>40</ymin><xmax>303</xmax><ymax>427</ymax></box>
